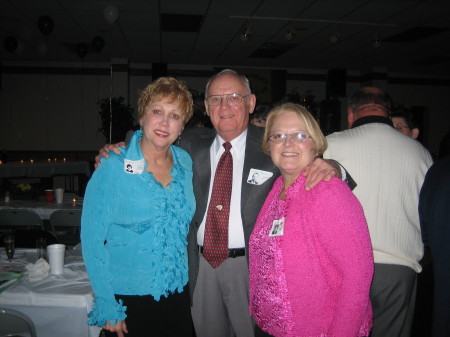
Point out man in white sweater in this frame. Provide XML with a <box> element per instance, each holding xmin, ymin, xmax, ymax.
<box><xmin>324</xmin><ymin>87</ymin><xmax>433</xmax><ymax>337</ymax></box>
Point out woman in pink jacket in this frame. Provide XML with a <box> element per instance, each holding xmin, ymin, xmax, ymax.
<box><xmin>249</xmin><ymin>103</ymin><xmax>374</xmax><ymax>337</ymax></box>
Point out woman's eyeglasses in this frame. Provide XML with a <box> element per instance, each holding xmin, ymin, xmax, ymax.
<box><xmin>394</xmin><ymin>124</ymin><xmax>411</xmax><ymax>132</ymax></box>
<box><xmin>268</xmin><ymin>131</ymin><xmax>312</xmax><ymax>144</ymax></box>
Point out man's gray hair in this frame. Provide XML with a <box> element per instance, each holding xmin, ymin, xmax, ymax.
<box><xmin>205</xmin><ymin>69</ymin><xmax>252</xmax><ymax>96</ymax></box>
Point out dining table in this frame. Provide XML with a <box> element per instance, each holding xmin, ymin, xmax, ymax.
<box><xmin>0</xmin><ymin>160</ymin><xmax>91</xmax><ymax>195</ymax></box>
<box><xmin>0</xmin><ymin>245</ymin><xmax>101</xmax><ymax>337</ymax></box>
<box><xmin>0</xmin><ymin>198</ymin><xmax>83</xmax><ymax>220</ymax></box>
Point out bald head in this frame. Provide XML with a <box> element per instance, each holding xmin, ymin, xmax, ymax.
<box><xmin>347</xmin><ymin>86</ymin><xmax>393</xmax><ymax>128</ymax></box>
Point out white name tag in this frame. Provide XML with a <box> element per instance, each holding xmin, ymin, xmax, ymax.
<box><xmin>124</xmin><ymin>158</ymin><xmax>145</xmax><ymax>174</ymax></box>
<box><xmin>269</xmin><ymin>217</ymin><xmax>285</xmax><ymax>237</ymax></box>
<box><xmin>247</xmin><ymin>168</ymin><xmax>273</xmax><ymax>185</ymax></box>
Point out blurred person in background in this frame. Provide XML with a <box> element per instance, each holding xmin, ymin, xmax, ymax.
<box><xmin>324</xmin><ymin>87</ymin><xmax>433</xmax><ymax>337</ymax></box>
<box><xmin>391</xmin><ymin>107</ymin><xmax>420</xmax><ymax>139</ymax></box>
<box><xmin>419</xmin><ymin>155</ymin><xmax>450</xmax><ymax>337</ymax></box>
<box><xmin>250</xmin><ymin>104</ymin><xmax>271</xmax><ymax>127</ymax></box>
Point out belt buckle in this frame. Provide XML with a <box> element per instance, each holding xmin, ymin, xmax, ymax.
<box><xmin>199</xmin><ymin>246</ymin><xmax>244</xmax><ymax>258</ymax></box>
<box><xmin>228</xmin><ymin>248</ymin><xmax>244</xmax><ymax>258</ymax></box>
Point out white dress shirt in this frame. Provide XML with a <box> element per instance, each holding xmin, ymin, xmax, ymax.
<box><xmin>197</xmin><ymin>129</ymin><xmax>247</xmax><ymax>249</ymax></box>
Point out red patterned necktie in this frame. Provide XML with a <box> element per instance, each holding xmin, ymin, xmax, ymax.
<box><xmin>203</xmin><ymin>142</ymin><xmax>233</xmax><ymax>268</ymax></box>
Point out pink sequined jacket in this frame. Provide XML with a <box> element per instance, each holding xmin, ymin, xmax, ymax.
<box><xmin>249</xmin><ymin>175</ymin><xmax>374</xmax><ymax>337</ymax></box>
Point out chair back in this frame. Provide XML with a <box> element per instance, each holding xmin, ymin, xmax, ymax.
<box><xmin>0</xmin><ymin>209</ymin><xmax>43</xmax><ymax>230</ymax></box>
<box><xmin>50</xmin><ymin>209</ymin><xmax>82</xmax><ymax>228</ymax></box>
<box><xmin>0</xmin><ymin>307</ymin><xmax>37</xmax><ymax>337</ymax></box>
<box><xmin>12</xmin><ymin>230</ymin><xmax>58</xmax><ymax>248</ymax></box>
<box><xmin>49</xmin><ymin>210</ymin><xmax>82</xmax><ymax>246</ymax></box>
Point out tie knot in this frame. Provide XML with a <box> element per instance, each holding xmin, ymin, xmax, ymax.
<box><xmin>223</xmin><ymin>142</ymin><xmax>232</xmax><ymax>152</ymax></box>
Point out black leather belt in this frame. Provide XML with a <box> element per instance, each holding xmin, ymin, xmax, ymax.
<box><xmin>199</xmin><ymin>246</ymin><xmax>245</xmax><ymax>258</ymax></box>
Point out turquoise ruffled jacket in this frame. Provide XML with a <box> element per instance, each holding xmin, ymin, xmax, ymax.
<box><xmin>81</xmin><ymin>130</ymin><xmax>195</xmax><ymax>326</ymax></box>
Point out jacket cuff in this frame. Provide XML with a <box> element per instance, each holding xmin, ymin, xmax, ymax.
<box><xmin>87</xmin><ymin>297</ymin><xmax>127</xmax><ymax>326</ymax></box>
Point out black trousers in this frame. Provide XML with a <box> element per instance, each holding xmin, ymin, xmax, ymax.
<box><xmin>103</xmin><ymin>290</ymin><xmax>193</xmax><ymax>337</ymax></box>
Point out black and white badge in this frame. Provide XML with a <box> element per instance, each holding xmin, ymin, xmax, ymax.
<box><xmin>269</xmin><ymin>217</ymin><xmax>285</xmax><ymax>237</ymax></box>
<box><xmin>124</xmin><ymin>158</ymin><xmax>145</xmax><ymax>174</ymax></box>
<box><xmin>247</xmin><ymin>168</ymin><xmax>273</xmax><ymax>185</ymax></box>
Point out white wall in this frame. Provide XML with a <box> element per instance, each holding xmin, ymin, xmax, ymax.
<box><xmin>1</xmin><ymin>70</ymin><xmax>110</xmax><ymax>151</ymax></box>
<box><xmin>1</xmin><ymin>62</ymin><xmax>448</xmax><ymax>156</ymax></box>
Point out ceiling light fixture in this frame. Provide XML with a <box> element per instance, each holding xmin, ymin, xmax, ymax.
<box><xmin>329</xmin><ymin>32</ymin><xmax>341</xmax><ymax>44</ymax></box>
<box><xmin>373</xmin><ymin>33</ymin><xmax>381</xmax><ymax>48</ymax></box>
<box><xmin>240</xmin><ymin>25</ymin><xmax>251</xmax><ymax>42</ymax></box>
<box><xmin>285</xmin><ymin>30</ymin><xmax>295</xmax><ymax>41</ymax></box>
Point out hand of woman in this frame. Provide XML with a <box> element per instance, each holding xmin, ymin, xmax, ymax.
<box><xmin>101</xmin><ymin>320</ymin><xmax>128</xmax><ymax>337</ymax></box>
<box><xmin>94</xmin><ymin>142</ymin><xmax>126</xmax><ymax>169</ymax></box>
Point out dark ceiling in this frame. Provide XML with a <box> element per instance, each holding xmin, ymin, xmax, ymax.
<box><xmin>1</xmin><ymin>0</ymin><xmax>450</xmax><ymax>76</ymax></box>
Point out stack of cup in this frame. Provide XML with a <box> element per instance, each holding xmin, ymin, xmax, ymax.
<box><xmin>47</xmin><ymin>244</ymin><xmax>66</xmax><ymax>275</ymax></box>
<box><xmin>55</xmin><ymin>188</ymin><xmax>64</xmax><ymax>204</ymax></box>
<box><xmin>45</xmin><ymin>189</ymin><xmax>54</xmax><ymax>203</ymax></box>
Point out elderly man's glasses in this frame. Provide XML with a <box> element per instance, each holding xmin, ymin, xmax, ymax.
<box><xmin>206</xmin><ymin>93</ymin><xmax>250</xmax><ymax>106</ymax></box>
<box><xmin>268</xmin><ymin>131</ymin><xmax>312</xmax><ymax>144</ymax></box>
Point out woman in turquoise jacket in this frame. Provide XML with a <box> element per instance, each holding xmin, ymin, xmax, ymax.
<box><xmin>81</xmin><ymin>77</ymin><xmax>195</xmax><ymax>337</ymax></box>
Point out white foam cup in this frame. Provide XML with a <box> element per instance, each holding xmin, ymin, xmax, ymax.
<box><xmin>47</xmin><ymin>244</ymin><xmax>66</xmax><ymax>274</ymax></box>
<box><xmin>55</xmin><ymin>188</ymin><xmax>64</xmax><ymax>204</ymax></box>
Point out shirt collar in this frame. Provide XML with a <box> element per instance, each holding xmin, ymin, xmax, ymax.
<box><xmin>214</xmin><ymin>128</ymin><xmax>248</xmax><ymax>155</ymax></box>
<box><xmin>351</xmin><ymin>115</ymin><xmax>394</xmax><ymax>129</ymax></box>
<box><xmin>124</xmin><ymin>129</ymin><xmax>181</xmax><ymax>172</ymax></box>
<box><xmin>125</xmin><ymin>130</ymin><xmax>144</xmax><ymax>160</ymax></box>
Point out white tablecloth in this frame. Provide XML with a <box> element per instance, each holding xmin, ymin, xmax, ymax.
<box><xmin>0</xmin><ymin>199</ymin><xmax>83</xmax><ymax>220</ymax></box>
<box><xmin>0</xmin><ymin>246</ymin><xmax>100</xmax><ymax>337</ymax></box>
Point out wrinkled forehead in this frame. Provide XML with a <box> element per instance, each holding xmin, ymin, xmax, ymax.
<box><xmin>207</xmin><ymin>74</ymin><xmax>248</xmax><ymax>95</ymax></box>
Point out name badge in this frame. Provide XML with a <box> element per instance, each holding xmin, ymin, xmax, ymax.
<box><xmin>269</xmin><ymin>217</ymin><xmax>285</xmax><ymax>237</ymax></box>
<box><xmin>247</xmin><ymin>168</ymin><xmax>273</xmax><ymax>185</ymax></box>
<box><xmin>124</xmin><ymin>158</ymin><xmax>145</xmax><ymax>174</ymax></box>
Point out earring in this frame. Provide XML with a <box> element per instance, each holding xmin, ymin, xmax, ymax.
<box><xmin>140</xmin><ymin>125</ymin><xmax>143</xmax><ymax>131</ymax></box>
<box><xmin>176</xmin><ymin>134</ymin><xmax>181</xmax><ymax>147</ymax></box>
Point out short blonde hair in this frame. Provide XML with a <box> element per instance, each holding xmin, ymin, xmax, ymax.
<box><xmin>262</xmin><ymin>103</ymin><xmax>327</xmax><ymax>155</ymax></box>
<box><xmin>138</xmin><ymin>77</ymin><xmax>194</xmax><ymax>125</ymax></box>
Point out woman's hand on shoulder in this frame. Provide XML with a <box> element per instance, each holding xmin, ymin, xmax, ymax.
<box><xmin>101</xmin><ymin>320</ymin><xmax>128</xmax><ymax>337</ymax></box>
<box><xmin>94</xmin><ymin>142</ymin><xmax>126</xmax><ymax>169</ymax></box>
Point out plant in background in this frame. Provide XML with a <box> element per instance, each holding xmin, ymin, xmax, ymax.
<box><xmin>13</xmin><ymin>182</ymin><xmax>36</xmax><ymax>200</ymax></box>
<box><xmin>98</xmin><ymin>97</ymin><xmax>135</xmax><ymax>143</ymax></box>
<box><xmin>281</xmin><ymin>88</ymin><xmax>319</xmax><ymax>120</ymax></box>
<box><xmin>17</xmin><ymin>183</ymin><xmax>32</xmax><ymax>192</ymax></box>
